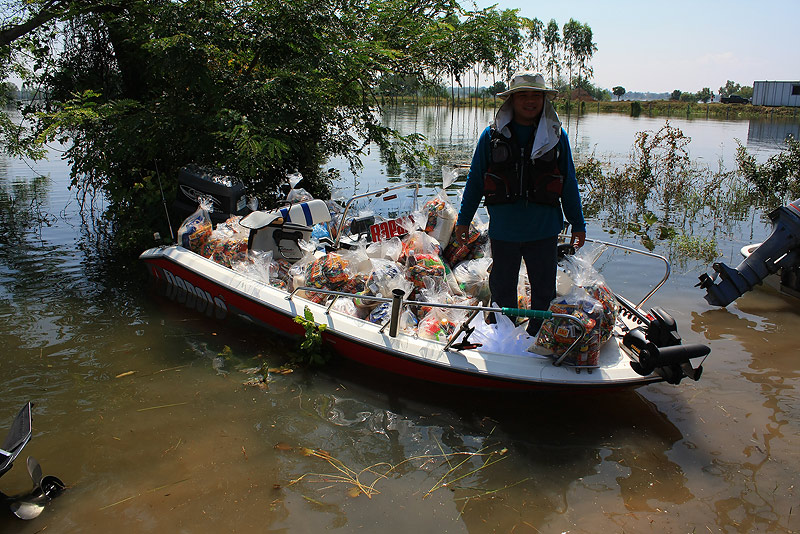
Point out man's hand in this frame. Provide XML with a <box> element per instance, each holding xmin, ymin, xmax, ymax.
<box><xmin>570</xmin><ymin>231</ymin><xmax>586</xmax><ymax>249</ymax></box>
<box><xmin>454</xmin><ymin>224</ymin><xmax>470</xmax><ymax>245</ymax></box>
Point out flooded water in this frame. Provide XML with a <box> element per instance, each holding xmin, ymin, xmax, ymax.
<box><xmin>1</xmin><ymin>106</ymin><xmax>799</xmax><ymax>533</ymax></box>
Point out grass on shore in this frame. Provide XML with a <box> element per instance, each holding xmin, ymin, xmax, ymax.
<box><xmin>382</xmin><ymin>95</ymin><xmax>800</xmax><ymax>119</ymax></box>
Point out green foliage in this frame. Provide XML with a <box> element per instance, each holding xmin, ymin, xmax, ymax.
<box><xmin>630</xmin><ymin>101</ymin><xmax>641</xmax><ymax>117</ymax></box>
<box><xmin>292</xmin><ymin>306</ymin><xmax>331</xmax><ymax>366</ymax></box>
<box><xmin>719</xmin><ymin>80</ymin><xmax>741</xmax><ymax>98</ymax></box>
<box><xmin>670</xmin><ymin>89</ymin><xmax>681</xmax><ymax>101</ymax></box>
<box><xmin>2</xmin><ymin>0</ymin><xmax>487</xmax><ymax>255</ymax></box>
<box><xmin>697</xmin><ymin>87</ymin><xmax>712</xmax><ymax>103</ymax></box>
<box><xmin>612</xmin><ymin>86</ymin><xmax>625</xmax><ymax>100</ymax></box>
<box><xmin>735</xmin><ymin>135</ymin><xmax>800</xmax><ymax>207</ymax></box>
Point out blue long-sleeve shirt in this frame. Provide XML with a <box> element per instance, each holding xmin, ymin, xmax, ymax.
<box><xmin>457</xmin><ymin>123</ymin><xmax>586</xmax><ymax>242</ymax></box>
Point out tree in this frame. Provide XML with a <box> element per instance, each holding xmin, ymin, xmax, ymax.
<box><xmin>561</xmin><ymin>18</ymin><xmax>580</xmax><ymax>92</ymax></box>
<box><xmin>739</xmin><ymin>85</ymin><xmax>753</xmax><ymax>99</ymax></box>
<box><xmin>612</xmin><ymin>86</ymin><xmax>626</xmax><ymax>101</ymax></box>
<box><xmin>679</xmin><ymin>92</ymin><xmax>697</xmax><ymax>102</ymax></box>
<box><xmin>670</xmin><ymin>90</ymin><xmax>682</xmax><ymax>101</ymax></box>
<box><xmin>520</xmin><ymin>16</ymin><xmax>543</xmax><ymax>71</ymax></box>
<box><xmin>1</xmin><ymin>0</ymin><xmax>504</xmax><ymax>253</ymax></box>
<box><xmin>573</xmin><ymin>21</ymin><xmax>596</xmax><ymax>90</ymax></box>
<box><xmin>697</xmin><ymin>87</ymin><xmax>712</xmax><ymax>103</ymax></box>
<box><xmin>719</xmin><ymin>80</ymin><xmax>742</xmax><ymax>98</ymax></box>
<box><xmin>542</xmin><ymin>19</ymin><xmax>560</xmax><ymax>86</ymax></box>
<box><xmin>487</xmin><ymin>80</ymin><xmax>506</xmax><ymax>96</ymax></box>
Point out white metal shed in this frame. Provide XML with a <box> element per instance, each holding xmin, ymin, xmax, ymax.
<box><xmin>752</xmin><ymin>81</ymin><xmax>800</xmax><ymax>107</ymax></box>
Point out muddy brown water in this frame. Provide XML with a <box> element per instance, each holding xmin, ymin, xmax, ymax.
<box><xmin>1</xmin><ymin>107</ymin><xmax>799</xmax><ymax>533</ymax></box>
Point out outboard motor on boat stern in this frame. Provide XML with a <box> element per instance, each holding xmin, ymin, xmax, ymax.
<box><xmin>173</xmin><ymin>164</ymin><xmax>254</xmax><ymax>227</ymax></box>
<box><xmin>622</xmin><ymin>307</ymin><xmax>710</xmax><ymax>385</ymax></box>
<box><xmin>697</xmin><ymin>198</ymin><xmax>800</xmax><ymax>306</ymax></box>
<box><xmin>1</xmin><ymin>403</ymin><xmax>65</xmax><ymax>520</ymax></box>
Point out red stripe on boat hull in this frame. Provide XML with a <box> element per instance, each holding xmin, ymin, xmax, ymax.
<box><xmin>143</xmin><ymin>254</ymin><xmax>649</xmax><ymax>392</ymax></box>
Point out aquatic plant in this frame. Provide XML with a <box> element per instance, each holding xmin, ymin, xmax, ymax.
<box><xmin>735</xmin><ymin>135</ymin><xmax>800</xmax><ymax>208</ymax></box>
<box><xmin>292</xmin><ymin>306</ymin><xmax>331</xmax><ymax>366</ymax></box>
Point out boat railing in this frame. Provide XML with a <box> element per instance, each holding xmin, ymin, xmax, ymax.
<box><xmin>287</xmin><ymin>285</ymin><xmax>588</xmax><ymax>367</ymax></box>
<box><xmin>570</xmin><ymin>236</ymin><xmax>671</xmax><ymax>308</ymax></box>
<box><xmin>332</xmin><ymin>182</ymin><xmax>421</xmax><ymax>248</ymax></box>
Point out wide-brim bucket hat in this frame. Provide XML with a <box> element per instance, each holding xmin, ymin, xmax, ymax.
<box><xmin>497</xmin><ymin>72</ymin><xmax>558</xmax><ymax>99</ymax></box>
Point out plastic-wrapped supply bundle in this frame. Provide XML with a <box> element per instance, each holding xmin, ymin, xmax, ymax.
<box><xmin>368</xmin><ymin>301</ymin><xmax>392</xmax><ymax>324</ymax></box>
<box><xmin>329</xmin><ymin>298</ymin><xmax>360</xmax><ymax>318</ymax></box>
<box><xmin>201</xmin><ymin>216</ymin><xmax>250</xmax><ymax>268</ymax></box>
<box><xmin>177</xmin><ymin>198</ymin><xmax>214</xmax><ymax>253</ymax></box>
<box><xmin>399</xmin><ymin>229</ymin><xmax>442</xmax><ymax>263</ymax></box>
<box><xmin>422</xmin><ymin>191</ymin><xmax>458</xmax><ymax>247</ymax></box>
<box><xmin>418</xmin><ymin>310</ymin><xmax>457</xmax><ymax>341</ymax></box>
<box><xmin>454</xmin><ymin>257</ymin><xmax>492</xmax><ymax>304</ymax></box>
<box><xmin>366</xmin><ymin>236</ymin><xmax>402</xmax><ymax>262</ymax></box>
<box><xmin>231</xmin><ymin>250</ymin><xmax>273</xmax><ymax>283</ymax></box>
<box><xmin>442</xmin><ymin>220</ymin><xmax>487</xmax><ymax>265</ymax></box>
<box><xmin>269</xmin><ymin>258</ymin><xmax>292</xmax><ymax>290</ymax></box>
<box><xmin>300</xmin><ymin>248</ymin><xmax>370</xmax><ymax>304</ymax></box>
<box><xmin>351</xmin><ymin>258</ymin><xmax>408</xmax><ymax>315</ymax></box>
<box><xmin>529</xmin><ymin>250</ymin><xmax>619</xmax><ymax>367</ymax></box>
<box><xmin>406</xmin><ymin>252</ymin><xmax>446</xmax><ymax>289</ymax></box>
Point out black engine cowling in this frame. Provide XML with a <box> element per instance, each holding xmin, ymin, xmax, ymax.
<box><xmin>623</xmin><ymin>307</ymin><xmax>709</xmax><ymax>384</ymax></box>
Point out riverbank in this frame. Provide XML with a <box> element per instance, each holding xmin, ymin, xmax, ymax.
<box><xmin>382</xmin><ymin>95</ymin><xmax>800</xmax><ymax>119</ymax></box>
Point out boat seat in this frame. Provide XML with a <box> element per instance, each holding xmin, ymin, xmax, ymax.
<box><xmin>240</xmin><ymin>199</ymin><xmax>332</xmax><ymax>262</ymax></box>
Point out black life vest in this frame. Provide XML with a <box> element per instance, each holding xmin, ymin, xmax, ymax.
<box><xmin>483</xmin><ymin>125</ymin><xmax>564</xmax><ymax>207</ymax></box>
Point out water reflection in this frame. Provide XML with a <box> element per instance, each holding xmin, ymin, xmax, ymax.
<box><xmin>275</xmin><ymin>362</ymin><xmax>691</xmax><ymax>532</ymax></box>
<box><xmin>747</xmin><ymin>118</ymin><xmax>800</xmax><ymax>150</ymax></box>
<box><xmin>690</xmin><ymin>291</ymin><xmax>800</xmax><ymax>533</ymax></box>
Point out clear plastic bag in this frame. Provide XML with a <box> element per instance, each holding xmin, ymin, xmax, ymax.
<box><xmin>231</xmin><ymin>250</ymin><xmax>273</xmax><ymax>283</ymax></box>
<box><xmin>467</xmin><ymin>307</ymin><xmax>536</xmax><ymax>356</ymax></box>
<box><xmin>177</xmin><ymin>198</ymin><xmax>214</xmax><ymax>253</ymax></box>
<box><xmin>454</xmin><ymin>257</ymin><xmax>492</xmax><ymax>304</ymax></box>
<box><xmin>529</xmin><ymin>249</ymin><xmax>618</xmax><ymax>366</ymax></box>
<box><xmin>422</xmin><ymin>190</ymin><xmax>458</xmax><ymax>248</ymax></box>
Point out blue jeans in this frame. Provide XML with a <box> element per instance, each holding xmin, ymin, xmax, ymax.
<box><xmin>489</xmin><ymin>236</ymin><xmax>558</xmax><ymax>335</ymax></box>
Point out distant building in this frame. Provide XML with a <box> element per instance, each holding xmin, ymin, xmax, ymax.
<box><xmin>751</xmin><ymin>81</ymin><xmax>800</xmax><ymax>107</ymax></box>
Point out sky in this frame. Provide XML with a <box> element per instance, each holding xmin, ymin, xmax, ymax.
<box><xmin>465</xmin><ymin>0</ymin><xmax>800</xmax><ymax>94</ymax></box>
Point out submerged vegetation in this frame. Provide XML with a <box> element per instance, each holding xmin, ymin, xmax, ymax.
<box><xmin>574</xmin><ymin>122</ymin><xmax>799</xmax><ymax>267</ymax></box>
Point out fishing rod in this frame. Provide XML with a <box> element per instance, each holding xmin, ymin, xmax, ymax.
<box><xmin>154</xmin><ymin>160</ymin><xmax>174</xmax><ymax>241</ymax></box>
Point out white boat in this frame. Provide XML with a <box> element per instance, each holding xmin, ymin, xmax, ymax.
<box><xmin>141</xmin><ymin>183</ymin><xmax>710</xmax><ymax>391</ymax></box>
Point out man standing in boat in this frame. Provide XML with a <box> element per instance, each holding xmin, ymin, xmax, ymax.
<box><xmin>454</xmin><ymin>72</ymin><xmax>586</xmax><ymax>336</ymax></box>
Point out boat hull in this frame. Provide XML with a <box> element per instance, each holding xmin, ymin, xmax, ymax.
<box><xmin>141</xmin><ymin>246</ymin><xmax>664</xmax><ymax>391</ymax></box>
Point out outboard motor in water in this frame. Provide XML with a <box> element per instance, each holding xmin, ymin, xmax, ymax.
<box><xmin>697</xmin><ymin>199</ymin><xmax>800</xmax><ymax>306</ymax></box>
<box><xmin>1</xmin><ymin>403</ymin><xmax>65</xmax><ymax>520</ymax></box>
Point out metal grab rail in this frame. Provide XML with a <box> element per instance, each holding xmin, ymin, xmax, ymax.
<box><xmin>332</xmin><ymin>182</ymin><xmax>420</xmax><ymax>248</ymax></box>
<box><xmin>286</xmin><ymin>285</ymin><xmax>587</xmax><ymax>366</ymax></box>
<box><xmin>568</xmin><ymin>236</ymin><xmax>671</xmax><ymax>308</ymax></box>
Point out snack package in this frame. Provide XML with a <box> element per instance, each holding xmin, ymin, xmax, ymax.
<box><xmin>529</xmin><ymin>250</ymin><xmax>618</xmax><ymax>366</ymax></box>
<box><xmin>422</xmin><ymin>191</ymin><xmax>458</xmax><ymax>248</ymax></box>
<box><xmin>177</xmin><ymin>198</ymin><xmax>213</xmax><ymax>253</ymax></box>
<box><xmin>442</xmin><ymin>220</ymin><xmax>485</xmax><ymax>266</ymax></box>
<box><xmin>417</xmin><ymin>308</ymin><xmax>458</xmax><ymax>342</ymax></box>
<box><xmin>270</xmin><ymin>258</ymin><xmax>292</xmax><ymax>290</ymax></box>
<box><xmin>406</xmin><ymin>252</ymin><xmax>446</xmax><ymax>289</ymax></box>
<box><xmin>201</xmin><ymin>216</ymin><xmax>249</xmax><ymax>268</ymax></box>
